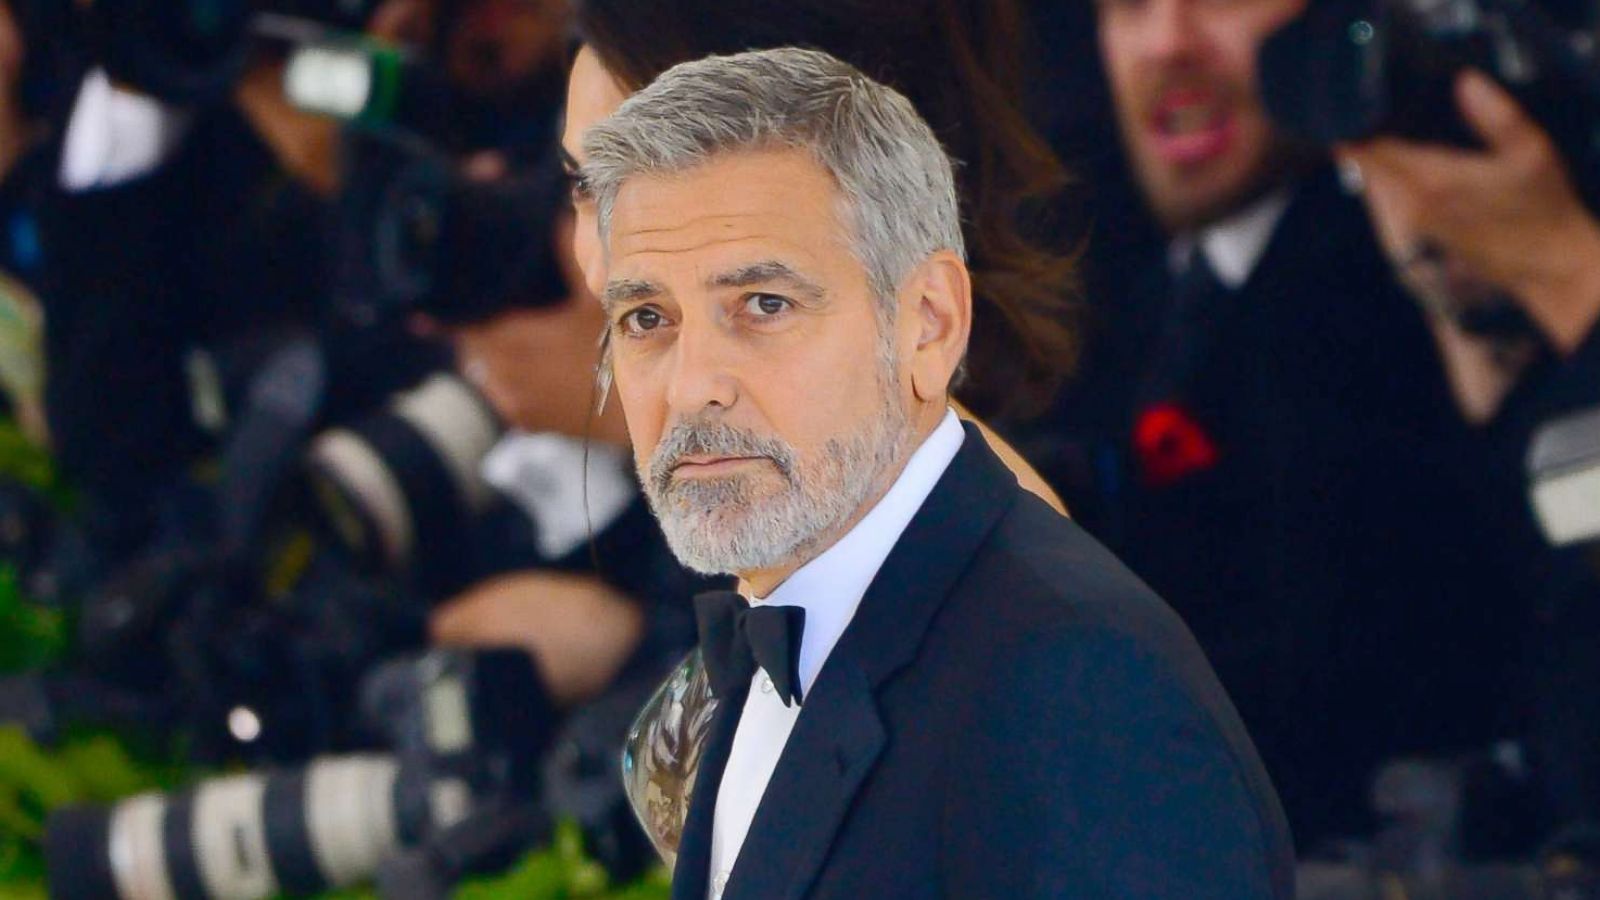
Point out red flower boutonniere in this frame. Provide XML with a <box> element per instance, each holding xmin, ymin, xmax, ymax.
<box><xmin>1134</xmin><ymin>402</ymin><xmax>1220</xmax><ymax>488</ymax></box>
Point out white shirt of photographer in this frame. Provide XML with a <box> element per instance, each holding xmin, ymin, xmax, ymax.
<box><xmin>705</xmin><ymin>409</ymin><xmax>965</xmax><ymax>900</ymax></box>
<box><xmin>59</xmin><ymin>68</ymin><xmax>192</xmax><ymax>192</ymax></box>
<box><xmin>1169</xmin><ymin>187</ymin><xmax>1290</xmax><ymax>289</ymax></box>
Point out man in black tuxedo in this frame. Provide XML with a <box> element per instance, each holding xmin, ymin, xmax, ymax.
<box><xmin>1065</xmin><ymin>0</ymin><xmax>1528</xmax><ymax>851</ymax></box>
<box><xmin>580</xmin><ymin>46</ymin><xmax>1292</xmax><ymax>898</ymax></box>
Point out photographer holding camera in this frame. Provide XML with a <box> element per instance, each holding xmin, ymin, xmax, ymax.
<box><xmin>1339</xmin><ymin>63</ymin><xmax>1600</xmax><ymax>847</ymax></box>
<box><xmin>14</xmin><ymin>3</ymin><xmax>710</xmax><ymax>893</ymax></box>
<box><xmin>1074</xmin><ymin>0</ymin><xmax>1600</xmax><ymax>871</ymax></box>
<box><xmin>1339</xmin><ymin>69</ymin><xmax>1600</xmax><ymax>420</ymax></box>
<box><xmin>1079</xmin><ymin>0</ymin><xmax>1533</xmax><ymax>853</ymax></box>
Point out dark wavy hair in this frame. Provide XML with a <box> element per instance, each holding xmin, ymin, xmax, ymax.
<box><xmin>573</xmin><ymin>0</ymin><xmax>1081</xmax><ymax>420</ymax></box>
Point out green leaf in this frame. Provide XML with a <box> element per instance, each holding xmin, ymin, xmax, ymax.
<box><xmin>0</xmin><ymin>727</ymin><xmax>83</xmax><ymax>814</ymax></box>
<box><xmin>0</xmin><ymin>567</ymin><xmax>67</xmax><ymax>673</ymax></box>
<box><xmin>454</xmin><ymin>845</ymin><xmax>571</xmax><ymax>900</ymax></box>
<box><xmin>0</xmin><ymin>420</ymin><xmax>68</xmax><ymax>505</ymax></box>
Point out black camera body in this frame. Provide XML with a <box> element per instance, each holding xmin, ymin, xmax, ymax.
<box><xmin>1259</xmin><ymin>0</ymin><xmax>1600</xmax><ymax>214</ymax></box>
<box><xmin>81</xmin><ymin>0</ymin><xmax>385</xmax><ymax>104</ymax></box>
<box><xmin>328</xmin><ymin>130</ymin><xmax>571</xmax><ymax>327</ymax></box>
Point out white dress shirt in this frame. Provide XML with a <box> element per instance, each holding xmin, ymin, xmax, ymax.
<box><xmin>480</xmin><ymin>431</ymin><xmax>638</xmax><ymax>560</ymax></box>
<box><xmin>1169</xmin><ymin>188</ymin><xmax>1291</xmax><ymax>290</ymax></box>
<box><xmin>59</xmin><ymin>68</ymin><xmax>192</xmax><ymax>192</ymax></box>
<box><xmin>705</xmin><ymin>409</ymin><xmax>965</xmax><ymax>899</ymax></box>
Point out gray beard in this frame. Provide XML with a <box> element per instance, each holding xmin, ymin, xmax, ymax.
<box><xmin>641</xmin><ymin>373</ymin><xmax>910</xmax><ymax>577</ymax></box>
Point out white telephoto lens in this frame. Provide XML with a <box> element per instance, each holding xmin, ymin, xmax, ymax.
<box><xmin>191</xmin><ymin>775</ymin><xmax>278</xmax><ymax>900</ymax></box>
<box><xmin>304</xmin><ymin>755</ymin><xmax>402</xmax><ymax>888</ymax></box>
<box><xmin>309</xmin><ymin>428</ymin><xmax>415</xmax><ymax>569</ymax></box>
<box><xmin>393</xmin><ymin>374</ymin><xmax>502</xmax><ymax>515</ymax></box>
<box><xmin>108</xmin><ymin>793</ymin><xmax>179</xmax><ymax>900</ymax></box>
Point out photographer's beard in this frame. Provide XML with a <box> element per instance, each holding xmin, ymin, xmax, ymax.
<box><xmin>640</xmin><ymin>355</ymin><xmax>911</xmax><ymax>579</ymax></box>
<box><xmin>1115</xmin><ymin>71</ymin><xmax>1318</xmax><ymax>235</ymax></box>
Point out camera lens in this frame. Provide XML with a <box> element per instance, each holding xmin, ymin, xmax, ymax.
<box><xmin>45</xmin><ymin>755</ymin><xmax>451</xmax><ymax>900</ymax></box>
<box><xmin>306</xmin><ymin>373</ymin><xmax>503</xmax><ymax>576</ymax></box>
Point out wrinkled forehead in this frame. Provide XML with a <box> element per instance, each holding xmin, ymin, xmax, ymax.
<box><xmin>607</xmin><ymin>149</ymin><xmax>848</xmax><ymax>251</ymax></box>
<box><xmin>603</xmin><ymin>151</ymin><xmax>867</xmax><ymax>293</ymax></box>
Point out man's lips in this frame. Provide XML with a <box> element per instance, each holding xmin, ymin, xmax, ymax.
<box><xmin>1145</xmin><ymin>88</ymin><xmax>1235</xmax><ymax>166</ymax></box>
<box><xmin>670</xmin><ymin>455</ymin><xmax>769</xmax><ymax>477</ymax></box>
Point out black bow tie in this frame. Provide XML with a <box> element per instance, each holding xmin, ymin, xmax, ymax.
<box><xmin>694</xmin><ymin>589</ymin><xmax>807</xmax><ymax>707</ymax></box>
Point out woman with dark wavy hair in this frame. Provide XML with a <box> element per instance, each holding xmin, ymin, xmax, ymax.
<box><xmin>560</xmin><ymin>0</ymin><xmax>1080</xmax><ymax>507</ymax></box>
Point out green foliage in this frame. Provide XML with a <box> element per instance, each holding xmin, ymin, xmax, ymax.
<box><xmin>0</xmin><ymin>421</ymin><xmax>70</xmax><ymax>510</ymax></box>
<box><xmin>0</xmin><ymin>568</ymin><xmax>65</xmax><ymax>673</ymax></box>
<box><xmin>453</xmin><ymin>821</ymin><xmax>669</xmax><ymax>900</ymax></box>
<box><xmin>0</xmin><ymin>418</ymin><xmax>71</xmax><ymax>674</ymax></box>
<box><xmin>0</xmin><ymin>726</ymin><xmax>184</xmax><ymax>889</ymax></box>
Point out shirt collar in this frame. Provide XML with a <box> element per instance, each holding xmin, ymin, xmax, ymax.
<box><xmin>751</xmin><ymin>408</ymin><xmax>965</xmax><ymax>693</ymax></box>
<box><xmin>1169</xmin><ymin>187</ymin><xmax>1292</xmax><ymax>291</ymax></box>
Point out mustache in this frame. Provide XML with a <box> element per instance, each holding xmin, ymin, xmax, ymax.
<box><xmin>1136</xmin><ymin>71</ymin><xmax>1234</xmax><ymax>114</ymax></box>
<box><xmin>648</xmin><ymin>418</ymin><xmax>796</xmax><ymax>494</ymax></box>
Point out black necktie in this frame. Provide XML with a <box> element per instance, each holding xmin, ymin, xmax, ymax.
<box><xmin>1138</xmin><ymin>246</ymin><xmax>1239</xmax><ymax>410</ymax></box>
<box><xmin>694</xmin><ymin>590</ymin><xmax>807</xmax><ymax>707</ymax></box>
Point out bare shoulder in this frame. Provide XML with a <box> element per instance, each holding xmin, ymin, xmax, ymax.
<box><xmin>953</xmin><ymin>403</ymin><xmax>1068</xmax><ymax>516</ymax></box>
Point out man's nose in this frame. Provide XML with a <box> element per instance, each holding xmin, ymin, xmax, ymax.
<box><xmin>1139</xmin><ymin>0</ymin><xmax>1203</xmax><ymax>63</ymax></box>
<box><xmin>664</xmin><ymin>319</ymin><xmax>740</xmax><ymax>415</ymax></box>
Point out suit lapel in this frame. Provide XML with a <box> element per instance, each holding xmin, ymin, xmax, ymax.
<box><xmin>721</xmin><ymin>659</ymin><xmax>883</xmax><ymax>900</ymax></box>
<box><xmin>670</xmin><ymin>676</ymin><xmax>752</xmax><ymax>900</ymax></box>
<box><xmin>723</xmin><ymin>423</ymin><xmax>1021</xmax><ymax>900</ymax></box>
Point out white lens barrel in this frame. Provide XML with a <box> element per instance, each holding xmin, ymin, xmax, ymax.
<box><xmin>284</xmin><ymin>44</ymin><xmax>373</xmax><ymax>120</ymax></box>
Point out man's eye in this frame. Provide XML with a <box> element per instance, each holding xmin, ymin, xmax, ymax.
<box><xmin>619</xmin><ymin>307</ymin><xmax>665</xmax><ymax>336</ymax></box>
<box><xmin>567</xmin><ymin>174</ymin><xmax>594</xmax><ymax>207</ymax></box>
<box><xmin>744</xmin><ymin>293</ymin><xmax>791</xmax><ymax>317</ymax></box>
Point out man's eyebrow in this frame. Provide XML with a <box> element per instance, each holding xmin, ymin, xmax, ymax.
<box><xmin>601</xmin><ymin>278</ymin><xmax>662</xmax><ymax>312</ymax></box>
<box><xmin>709</xmin><ymin>261</ymin><xmax>826</xmax><ymax>301</ymax></box>
<box><xmin>556</xmin><ymin>144</ymin><xmax>595</xmax><ymax>198</ymax></box>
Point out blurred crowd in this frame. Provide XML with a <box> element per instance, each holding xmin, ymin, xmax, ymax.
<box><xmin>0</xmin><ymin>0</ymin><xmax>1598</xmax><ymax>897</ymax></box>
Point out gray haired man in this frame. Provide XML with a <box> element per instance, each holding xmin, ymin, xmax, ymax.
<box><xmin>583</xmin><ymin>47</ymin><xmax>1293</xmax><ymax>899</ymax></box>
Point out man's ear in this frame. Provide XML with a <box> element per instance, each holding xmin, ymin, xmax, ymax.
<box><xmin>904</xmin><ymin>250</ymin><xmax>972</xmax><ymax>403</ymax></box>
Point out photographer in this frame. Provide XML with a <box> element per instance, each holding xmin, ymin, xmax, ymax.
<box><xmin>1340</xmin><ymin>67</ymin><xmax>1600</xmax><ymax>838</ymax></box>
<box><xmin>38</xmin><ymin>1</ymin><xmax>355</xmax><ymax>563</ymax></box>
<box><xmin>1339</xmin><ymin>69</ymin><xmax>1600</xmax><ymax>417</ymax></box>
<box><xmin>1064</xmin><ymin>0</ymin><xmax>1536</xmax><ymax>853</ymax></box>
<box><xmin>323</xmin><ymin>0</ymin><xmax>691</xmax><ymax>712</ymax></box>
<box><xmin>12</xmin><ymin>5</ymin><xmax>704</xmax><ymax>891</ymax></box>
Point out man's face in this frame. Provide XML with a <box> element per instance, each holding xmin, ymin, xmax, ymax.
<box><xmin>601</xmin><ymin>149</ymin><xmax>914</xmax><ymax>581</ymax></box>
<box><xmin>1097</xmin><ymin>0</ymin><xmax>1307</xmax><ymax>232</ymax></box>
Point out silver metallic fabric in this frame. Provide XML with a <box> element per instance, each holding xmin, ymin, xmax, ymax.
<box><xmin>621</xmin><ymin>649</ymin><xmax>718</xmax><ymax>868</ymax></box>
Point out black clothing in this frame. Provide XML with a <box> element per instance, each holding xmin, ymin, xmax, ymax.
<box><xmin>38</xmin><ymin>102</ymin><xmax>332</xmax><ymax>506</ymax></box>
<box><xmin>694</xmin><ymin>590</ymin><xmax>806</xmax><ymax>706</ymax></box>
<box><xmin>1032</xmin><ymin>166</ymin><xmax>1527</xmax><ymax>848</ymax></box>
<box><xmin>672</xmin><ymin>422</ymin><xmax>1293</xmax><ymax>900</ymax></box>
<box><xmin>1476</xmin><ymin>323</ymin><xmax>1600</xmax><ymax>839</ymax></box>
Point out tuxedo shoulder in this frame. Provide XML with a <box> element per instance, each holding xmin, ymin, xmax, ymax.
<box><xmin>931</xmin><ymin>489</ymin><xmax>1270</xmax><ymax>762</ymax></box>
<box><xmin>954</xmin><ymin>491</ymin><xmax>1198</xmax><ymax>648</ymax></box>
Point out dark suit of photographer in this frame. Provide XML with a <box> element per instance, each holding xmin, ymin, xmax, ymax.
<box><xmin>1342</xmin><ymin>69</ymin><xmax>1600</xmax><ymax>838</ymax></box>
<box><xmin>1054</xmin><ymin>0</ymin><xmax>1535</xmax><ymax>851</ymax></box>
<box><xmin>34</xmin><ymin>46</ymin><xmax>377</xmax><ymax>563</ymax></box>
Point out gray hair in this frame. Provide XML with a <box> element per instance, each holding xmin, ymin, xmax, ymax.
<box><xmin>580</xmin><ymin>46</ymin><xmax>966</xmax><ymax>309</ymax></box>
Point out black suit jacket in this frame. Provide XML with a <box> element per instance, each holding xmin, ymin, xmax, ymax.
<box><xmin>1105</xmin><ymin>168</ymin><xmax>1529</xmax><ymax>846</ymax></box>
<box><xmin>671</xmin><ymin>422</ymin><xmax>1294</xmax><ymax>900</ymax></box>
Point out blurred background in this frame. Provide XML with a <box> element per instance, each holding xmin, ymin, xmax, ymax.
<box><xmin>0</xmin><ymin>0</ymin><xmax>1597</xmax><ymax>897</ymax></box>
